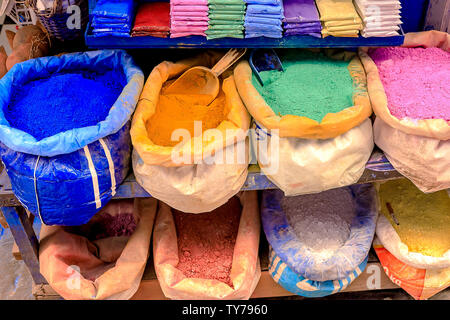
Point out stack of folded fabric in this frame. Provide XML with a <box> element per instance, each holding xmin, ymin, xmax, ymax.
<box><xmin>282</xmin><ymin>0</ymin><xmax>322</xmax><ymax>38</ymax></box>
<box><xmin>315</xmin><ymin>0</ymin><xmax>363</xmax><ymax>37</ymax></box>
<box><xmin>91</xmin><ymin>0</ymin><xmax>135</xmax><ymax>37</ymax></box>
<box><xmin>244</xmin><ymin>0</ymin><xmax>284</xmax><ymax>38</ymax></box>
<box><xmin>206</xmin><ymin>0</ymin><xmax>246</xmax><ymax>39</ymax></box>
<box><xmin>132</xmin><ymin>2</ymin><xmax>170</xmax><ymax>38</ymax></box>
<box><xmin>170</xmin><ymin>0</ymin><xmax>209</xmax><ymax>38</ymax></box>
<box><xmin>354</xmin><ymin>0</ymin><xmax>402</xmax><ymax>37</ymax></box>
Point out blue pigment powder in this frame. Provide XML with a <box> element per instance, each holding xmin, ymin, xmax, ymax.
<box><xmin>4</xmin><ymin>70</ymin><xmax>127</xmax><ymax>140</ymax></box>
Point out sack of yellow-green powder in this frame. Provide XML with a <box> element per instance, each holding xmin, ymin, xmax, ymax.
<box><xmin>373</xmin><ymin>237</ymin><xmax>450</xmax><ymax>300</ymax></box>
<box><xmin>234</xmin><ymin>49</ymin><xmax>373</xmax><ymax>196</ymax></box>
<box><xmin>153</xmin><ymin>191</ymin><xmax>261</xmax><ymax>300</ymax></box>
<box><xmin>39</xmin><ymin>198</ymin><xmax>157</xmax><ymax>300</ymax></box>
<box><xmin>375</xmin><ymin>179</ymin><xmax>450</xmax><ymax>270</ymax></box>
<box><xmin>131</xmin><ymin>51</ymin><xmax>250</xmax><ymax>213</ymax></box>
<box><xmin>359</xmin><ymin>31</ymin><xmax>450</xmax><ymax>193</ymax></box>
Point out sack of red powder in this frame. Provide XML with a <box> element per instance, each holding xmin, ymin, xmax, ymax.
<box><xmin>39</xmin><ymin>198</ymin><xmax>157</xmax><ymax>300</ymax></box>
<box><xmin>359</xmin><ymin>30</ymin><xmax>450</xmax><ymax>193</ymax></box>
<box><xmin>373</xmin><ymin>238</ymin><xmax>450</xmax><ymax>300</ymax></box>
<box><xmin>153</xmin><ymin>191</ymin><xmax>261</xmax><ymax>300</ymax></box>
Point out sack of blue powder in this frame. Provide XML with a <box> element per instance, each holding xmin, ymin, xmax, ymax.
<box><xmin>234</xmin><ymin>49</ymin><xmax>374</xmax><ymax>196</ymax></box>
<box><xmin>0</xmin><ymin>50</ymin><xmax>144</xmax><ymax>226</ymax></box>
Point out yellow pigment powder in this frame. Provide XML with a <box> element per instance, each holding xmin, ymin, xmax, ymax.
<box><xmin>146</xmin><ymin>79</ymin><xmax>229</xmax><ymax>147</ymax></box>
<box><xmin>379</xmin><ymin>179</ymin><xmax>450</xmax><ymax>257</ymax></box>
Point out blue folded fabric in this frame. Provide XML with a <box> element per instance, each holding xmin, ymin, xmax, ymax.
<box><xmin>91</xmin><ymin>21</ymin><xmax>131</xmax><ymax>30</ymax></box>
<box><xmin>92</xmin><ymin>0</ymin><xmax>135</xmax><ymax>19</ymax></box>
<box><xmin>245</xmin><ymin>16</ymin><xmax>282</xmax><ymax>25</ymax></box>
<box><xmin>247</xmin><ymin>4</ymin><xmax>283</xmax><ymax>15</ymax></box>
<box><xmin>91</xmin><ymin>31</ymin><xmax>131</xmax><ymax>37</ymax></box>
<box><xmin>92</xmin><ymin>16</ymin><xmax>131</xmax><ymax>24</ymax></box>
<box><xmin>245</xmin><ymin>31</ymin><xmax>282</xmax><ymax>38</ymax></box>
<box><xmin>245</xmin><ymin>0</ymin><xmax>281</xmax><ymax>4</ymax></box>
<box><xmin>246</xmin><ymin>12</ymin><xmax>284</xmax><ymax>19</ymax></box>
<box><xmin>245</xmin><ymin>23</ymin><xmax>283</xmax><ymax>31</ymax></box>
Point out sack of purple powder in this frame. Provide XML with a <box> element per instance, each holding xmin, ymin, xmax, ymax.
<box><xmin>39</xmin><ymin>198</ymin><xmax>157</xmax><ymax>300</ymax></box>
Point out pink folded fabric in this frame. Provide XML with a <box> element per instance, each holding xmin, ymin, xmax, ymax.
<box><xmin>171</xmin><ymin>26</ymin><xmax>208</xmax><ymax>32</ymax></box>
<box><xmin>170</xmin><ymin>16</ymin><xmax>209</xmax><ymax>21</ymax></box>
<box><xmin>171</xmin><ymin>21</ymin><xmax>209</xmax><ymax>27</ymax></box>
<box><xmin>171</xmin><ymin>0</ymin><xmax>208</xmax><ymax>5</ymax></box>
<box><xmin>170</xmin><ymin>31</ymin><xmax>206</xmax><ymax>37</ymax></box>
<box><xmin>171</xmin><ymin>11</ymin><xmax>209</xmax><ymax>17</ymax></box>
<box><xmin>170</xmin><ymin>5</ymin><xmax>209</xmax><ymax>12</ymax></box>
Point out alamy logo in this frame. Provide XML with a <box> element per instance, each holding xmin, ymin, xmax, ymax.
<box><xmin>169</xmin><ymin>121</ymin><xmax>280</xmax><ymax>175</ymax></box>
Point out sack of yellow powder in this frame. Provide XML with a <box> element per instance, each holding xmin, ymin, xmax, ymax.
<box><xmin>153</xmin><ymin>191</ymin><xmax>260</xmax><ymax>300</ymax></box>
<box><xmin>359</xmin><ymin>31</ymin><xmax>450</xmax><ymax>193</ymax></box>
<box><xmin>39</xmin><ymin>198</ymin><xmax>157</xmax><ymax>300</ymax></box>
<box><xmin>131</xmin><ymin>51</ymin><xmax>250</xmax><ymax>213</ymax></box>
<box><xmin>234</xmin><ymin>49</ymin><xmax>373</xmax><ymax>196</ymax></box>
<box><xmin>373</xmin><ymin>237</ymin><xmax>450</xmax><ymax>300</ymax></box>
<box><xmin>375</xmin><ymin>179</ymin><xmax>450</xmax><ymax>270</ymax></box>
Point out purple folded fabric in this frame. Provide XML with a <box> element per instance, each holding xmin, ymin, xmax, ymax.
<box><xmin>283</xmin><ymin>0</ymin><xmax>320</xmax><ymax>23</ymax></box>
<box><xmin>283</xmin><ymin>21</ymin><xmax>321</xmax><ymax>29</ymax></box>
<box><xmin>284</xmin><ymin>26</ymin><xmax>322</xmax><ymax>32</ymax></box>
<box><xmin>284</xmin><ymin>30</ymin><xmax>321</xmax><ymax>37</ymax></box>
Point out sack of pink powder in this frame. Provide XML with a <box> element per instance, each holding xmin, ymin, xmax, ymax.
<box><xmin>358</xmin><ymin>30</ymin><xmax>450</xmax><ymax>193</ymax></box>
<box><xmin>152</xmin><ymin>191</ymin><xmax>261</xmax><ymax>300</ymax></box>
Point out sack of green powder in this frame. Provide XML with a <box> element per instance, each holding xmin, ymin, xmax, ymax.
<box><xmin>153</xmin><ymin>191</ymin><xmax>261</xmax><ymax>300</ymax></box>
<box><xmin>375</xmin><ymin>179</ymin><xmax>450</xmax><ymax>270</ymax></box>
<box><xmin>234</xmin><ymin>49</ymin><xmax>373</xmax><ymax>196</ymax></box>
<box><xmin>131</xmin><ymin>51</ymin><xmax>250</xmax><ymax>213</ymax></box>
<box><xmin>359</xmin><ymin>31</ymin><xmax>450</xmax><ymax>193</ymax></box>
<box><xmin>373</xmin><ymin>237</ymin><xmax>450</xmax><ymax>300</ymax></box>
<box><xmin>39</xmin><ymin>198</ymin><xmax>157</xmax><ymax>300</ymax></box>
<box><xmin>0</xmin><ymin>50</ymin><xmax>144</xmax><ymax>226</ymax></box>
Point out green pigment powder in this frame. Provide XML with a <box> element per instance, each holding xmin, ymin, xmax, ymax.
<box><xmin>252</xmin><ymin>50</ymin><xmax>354</xmax><ymax>122</ymax></box>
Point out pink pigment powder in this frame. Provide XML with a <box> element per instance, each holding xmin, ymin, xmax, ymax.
<box><xmin>173</xmin><ymin>196</ymin><xmax>242</xmax><ymax>287</ymax></box>
<box><xmin>369</xmin><ymin>47</ymin><xmax>450</xmax><ymax>120</ymax></box>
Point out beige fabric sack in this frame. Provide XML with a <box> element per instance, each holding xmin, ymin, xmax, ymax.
<box><xmin>39</xmin><ymin>198</ymin><xmax>157</xmax><ymax>300</ymax></box>
<box><xmin>250</xmin><ymin>118</ymin><xmax>373</xmax><ymax>196</ymax></box>
<box><xmin>153</xmin><ymin>191</ymin><xmax>261</xmax><ymax>300</ymax></box>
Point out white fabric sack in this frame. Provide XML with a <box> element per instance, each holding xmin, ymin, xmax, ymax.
<box><xmin>374</xmin><ymin>117</ymin><xmax>450</xmax><ymax>193</ymax></box>
<box><xmin>251</xmin><ymin>118</ymin><xmax>374</xmax><ymax>196</ymax></box>
<box><xmin>132</xmin><ymin>141</ymin><xmax>249</xmax><ymax>214</ymax></box>
<box><xmin>376</xmin><ymin>214</ymin><xmax>450</xmax><ymax>270</ymax></box>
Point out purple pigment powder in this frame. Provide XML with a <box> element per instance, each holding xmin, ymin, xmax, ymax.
<box><xmin>369</xmin><ymin>47</ymin><xmax>450</xmax><ymax>121</ymax></box>
<box><xmin>4</xmin><ymin>70</ymin><xmax>126</xmax><ymax>140</ymax></box>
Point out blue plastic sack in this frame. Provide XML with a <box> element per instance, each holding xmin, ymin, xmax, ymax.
<box><xmin>0</xmin><ymin>123</ymin><xmax>131</xmax><ymax>226</ymax></box>
<box><xmin>0</xmin><ymin>50</ymin><xmax>143</xmax><ymax>156</ymax></box>
<box><xmin>261</xmin><ymin>184</ymin><xmax>378</xmax><ymax>281</ymax></box>
<box><xmin>269</xmin><ymin>247</ymin><xmax>368</xmax><ymax>297</ymax></box>
<box><xmin>0</xmin><ymin>50</ymin><xmax>144</xmax><ymax>226</ymax></box>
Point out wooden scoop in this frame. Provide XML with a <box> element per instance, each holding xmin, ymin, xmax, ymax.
<box><xmin>164</xmin><ymin>48</ymin><xmax>247</xmax><ymax>105</ymax></box>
